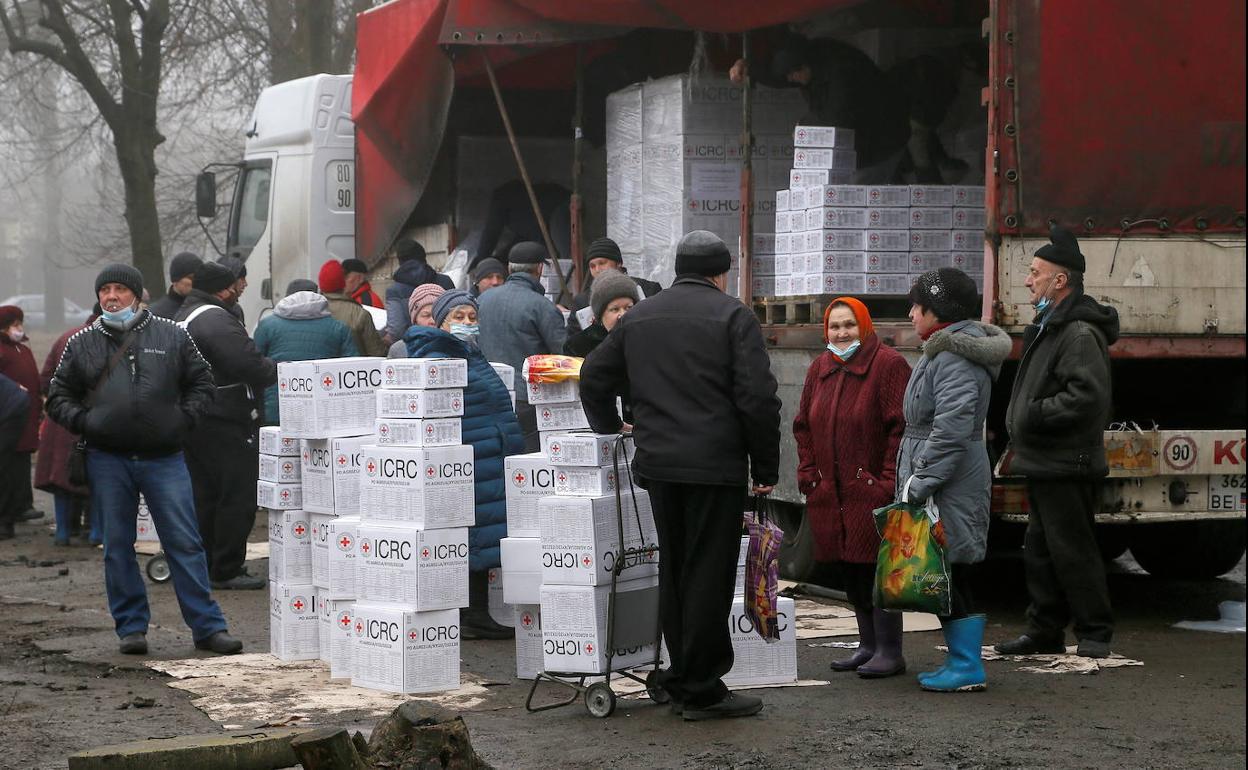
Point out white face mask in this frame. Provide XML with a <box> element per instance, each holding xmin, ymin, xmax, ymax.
<box><xmin>827</xmin><ymin>340</ymin><xmax>861</xmax><ymax>359</ymax></box>
<box><xmin>7</xmin><ymin>328</ymin><xmax>24</xmax><ymax>343</ymax></box>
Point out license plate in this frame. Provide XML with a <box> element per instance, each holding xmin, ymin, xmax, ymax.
<box><xmin>1208</xmin><ymin>475</ymin><xmax>1247</xmax><ymax>511</ymax></box>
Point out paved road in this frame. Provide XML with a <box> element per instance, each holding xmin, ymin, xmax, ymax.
<box><xmin>1</xmin><ymin>486</ymin><xmax>1243</xmax><ymax>769</ymax></box>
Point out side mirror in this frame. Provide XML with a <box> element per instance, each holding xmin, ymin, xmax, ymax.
<box><xmin>196</xmin><ymin>172</ymin><xmax>217</xmax><ymax>218</ymax></box>
<box><xmin>261</xmin><ymin>277</ymin><xmax>272</xmax><ymax>300</ymax></box>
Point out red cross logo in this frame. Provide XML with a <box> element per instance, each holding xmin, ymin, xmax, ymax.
<box><xmin>408</xmin><ymin>401</ymin><xmax>418</xmax><ymax>413</ymax></box>
<box><xmin>280</xmin><ymin>489</ymin><xmax>291</xmax><ymax>501</ymax></box>
<box><xmin>409</xmin><ymin>630</ymin><xmax>418</xmax><ymax>641</ymax></box>
<box><xmin>355</xmin><ymin>620</ymin><xmax>364</xmax><ymax>634</ymax></box>
<box><xmin>421</xmin><ymin>546</ymin><xmax>431</xmax><ymax>559</ymax></box>
<box><xmin>452</xmin><ymin>398</ymin><xmax>461</xmax><ymax>410</ymax></box>
<box><xmin>687</xmin><ymin>199</ymin><xmax>698</xmax><ymax>211</ymax></box>
<box><xmin>542</xmin><ymin>409</ymin><xmax>552</xmax><ymax>420</ymax></box>
<box><xmin>385</xmin><ymin>365</ymin><xmax>395</xmax><ymax>378</ymax></box>
<box><xmin>429</xmin><ymin>365</ymin><xmax>438</xmax><ymax>377</ymax></box>
<box><xmin>557</xmin><ymin>472</ymin><xmax>567</xmax><ymax>484</ymax></box>
<box><xmin>425</xmin><ymin>424</ymin><xmax>434</xmax><ymax>436</ymax></box>
<box><xmin>378</xmin><ymin>424</ymin><xmax>389</xmax><ymax>436</ymax></box>
<box><xmin>360</xmin><ymin>539</ymin><xmax>371</xmax><ymax>555</ymax></box>
<box><xmin>550</xmin><ymin>442</ymin><xmax>561</xmax><ymax>455</ymax></box>
<box><xmin>425</xmin><ymin>465</ymin><xmax>436</xmax><ymax>478</ymax></box>
<box><xmin>293</xmin><ymin>523</ymin><xmax>306</xmax><ymax>537</ymax></box>
<box><xmin>322</xmin><ymin>375</ymin><xmax>334</xmax><ymax>390</ymax></box>
<box><xmin>302</xmin><ymin>450</ymin><xmax>309</xmax><ymax>461</ymax></box>
<box><xmin>488</xmin><ymin>570</ymin><xmax>497</xmax><ymax>583</ymax></box>
<box><xmin>512</xmin><ymin>470</ymin><xmax>526</xmax><ymax>486</ymax></box>
<box><xmin>336</xmin><ymin>454</ymin><xmax>347</xmax><ymax>467</ymax></box>
<box><xmin>338</xmin><ymin>612</ymin><xmax>351</xmax><ymax>628</ymax></box>
<box><xmin>366</xmin><ymin>460</ymin><xmax>377</xmax><ymax>476</ymax></box>
<box><xmin>521</xmin><ymin>612</ymin><xmax>533</xmax><ymax>628</ymax></box>
<box><xmin>338</xmin><ymin>535</ymin><xmax>353</xmax><ymax>550</ymax></box>
<box><xmin>585</xmin><ymin>643</ymin><xmax>594</xmax><ymax>654</ymax></box>
<box><xmin>797</xmin><ymin>129</ymin><xmax>807</xmax><ymax>140</ymax></box>
<box><xmin>582</xmin><ymin>554</ymin><xmax>592</xmax><ymax>567</ymax></box>
<box><xmin>279</xmin><ymin>379</ymin><xmax>287</xmax><ymax>391</ymax></box>
<box><xmin>282</xmin><ymin>461</ymin><xmax>294</xmax><ymax>473</ymax></box>
<box><xmin>292</xmin><ymin>598</ymin><xmax>305</xmax><ymax>611</ymax></box>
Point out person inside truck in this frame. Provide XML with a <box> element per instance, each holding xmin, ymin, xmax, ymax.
<box><xmin>897</xmin><ymin>268</ymin><xmax>1012</xmax><ymax>692</ymax></box>
<box><xmin>389</xmin><ymin>289</ymin><xmax>523</xmax><ymax>640</ymax></box>
<box><xmin>383</xmin><ymin>239</ymin><xmax>454</xmax><ymax>345</ymax></box>
<box><xmin>793</xmin><ymin>297</ymin><xmax>911</xmax><ymax>678</ymax></box>
<box><xmin>566</xmin><ymin>237</ymin><xmax>661</xmax><ymax>334</ymax></box>
<box><xmin>471</xmin><ymin>180</ymin><xmax>571</xmax><ymax>274</ymax></box>
<box><xmin>470</xmin><ymin>258</ymin><xmax>507</xmax><ymax>299</ymax></box>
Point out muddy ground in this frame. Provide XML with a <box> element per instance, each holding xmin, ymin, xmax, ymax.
<box><xmin>1</xmin><ymin>491</ymin><xmax>1243</xmax><ymax>770</ymax></box>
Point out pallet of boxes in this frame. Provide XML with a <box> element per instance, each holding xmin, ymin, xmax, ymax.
<box><xmin>266</xmin><ymin>355</ymin><xmax>475</xmax><ymax>695</ymax></box>
<box><xmin>754</xmin><ymin>123</ymin><xmax>986</xmax><ymax>311</ymax></box>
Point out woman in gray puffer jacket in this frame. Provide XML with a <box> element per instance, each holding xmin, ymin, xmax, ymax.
<box><xmin>896</xmin><ymin>268</ymin><xmax>1012</xmax><ymax>694</ymax></box>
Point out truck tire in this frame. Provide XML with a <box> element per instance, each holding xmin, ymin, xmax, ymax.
<box><xmin>1128</xmin><ymin>520</ymin><xmax>1247</xmax><ymax>580</ymax></box>
<box><xmin>772</xmin><ymin>501</ymin><xmax>816</xmax><ymax>583</ymax></box>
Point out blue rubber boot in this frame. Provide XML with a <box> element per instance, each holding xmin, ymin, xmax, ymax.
<box><xmin>920</xmin><ymin>614</ymin><xmax>987</xmax><ymax>692</ymax></box>
<box><xmin>916</xmin><ymin>620</ymin><xmax>952</xmax><ymax>687</ymax></box>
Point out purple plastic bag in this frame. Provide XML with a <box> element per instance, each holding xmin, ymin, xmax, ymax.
<box><xmin>743</xmin><ymin>501</ymin><xmax>784</xmax><ymax>642</ymax></box>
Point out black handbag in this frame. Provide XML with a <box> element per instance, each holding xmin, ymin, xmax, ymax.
<box><xmin>68</xmin><ymin>331</ymin><xmax>135</xmax><ymax>487</ymax></box>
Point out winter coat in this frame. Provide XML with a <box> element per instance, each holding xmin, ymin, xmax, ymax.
<box><xmin>1004</xmin><ymin>292</ymin><xmax>1118</xmax><ymax>479</ymax></box>
<box><xmin>567</xmin><ymin>274</ymin><xmax>662</xmax><ymax>334</ymax></box>
<box><xmin>324</xmin><ymin>292</ymin><xmax>387</xmax><ymax>357</ymax></box>
<box><xmin>254</xmin><ymin>292</ymin><xmax>358</xmax><ymax>425</ymax></box>
<box><xmin>384</xmin><ymin>261</ymin><xmax>454</xmax><ymax>341</ymax></box>
<box><xmin>0</xmin><ymin>373</ymin><xmax>30</xmax><ymax>454</ymax></box>
<box><xmin>352</xmin><ymin>281</ymin><xmax>384</xmax><ymax>309</ymax></box>
<box><xmin>478</xmin><ymin>272</ymin><xmax>567</xmax><ymax>401</ymax></box>
<box><xmin>148</xmin><ymin>287</ymin><xmax>186</xmax><ymax>319</ymax></box>
<box><xmin>46</xmin><ymin>311</ymin><xmax>214</xmax><ymax>457</ymax></box>
<box><xmin>580</xmin><ymin>275</ymin><xmax>782</xmax><ymax>487</ymax></box>
<box><xmin>399</xmin><ymin>325</ymin><xmax>524</xmax><ymax>572</ymax></box>
<box><xmin>34</xmin><ymin>318</ymin><xmax>96</xmax><ymax>495</ymax></box>
<box><xmin>563</xmin><ymin>322</ymin><xmax>608</xmax><ymax>358</ymax></box>
<box><xmin>175</xmin><ymin>290</ymin><xmax>277</xmax><ymax>425</ymax></box>
<box><xmin>895</xmin><ymin>321</ymin><xmax>1012</xmax><ymax>564</ymax></box>
<box><xmin>794</xmin><ymin>335</ymin><xmax>910</xmax><ymax>563</ymax></box>
<box><xmin>0</xmin><ymin>333</ymin><xmax>40</xmax><ymax>452</ymax></box>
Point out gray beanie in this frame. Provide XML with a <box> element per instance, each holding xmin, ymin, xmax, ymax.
<box><xmin>674</xmin><ymin>230</ymin><xmax>732</xmax><ymax>277</ymax></box>
<box><xmin>286</xmin><ymin>278</ymin><xmax>319</xmax><ymax>295</ymax></box>
<box><xmin>590</xmin><ymin>269</ymin><xmax>638</xmax><ymax>321</ymax></box>
<box><xmin>94</xmin><ymin>263</ymin><xmax>144</xmax><ymax>299</ymax></box>
<box><xmin>508</xmin><ymin>241</ymin><xmax>548</xmax><ymax>265</ymax></box>
<box><xmin>432</xmin><ymin>289</ymin><xmax>477</xmax><ymax>327</ymax></box>
<box><xmin>168</xmin><ymin>252</ymin><xmax>202</xmax><ymax>283</ymax></box>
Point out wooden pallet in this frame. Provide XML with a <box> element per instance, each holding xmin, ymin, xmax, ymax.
<box><xmin>752</xmin><ymin>295</ymin><xmax>830</xmax><ymax>326</ymax></box>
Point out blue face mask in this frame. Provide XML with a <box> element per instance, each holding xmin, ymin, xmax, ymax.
<box><xmin>101</xmin><ymin>306</ymin><xmax>136</xmax><ymax>325</ymax></box>
<box><xmin>827</xmin><ymin>340</ymin><xmax>861</xmax><ymax>359</ymax></box>
<box><xmin>449</xmin><ymin>323</ymin><xmax>479</xmax><ymax>341</ymax></box>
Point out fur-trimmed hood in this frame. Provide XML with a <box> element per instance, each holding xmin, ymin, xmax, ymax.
<box><xmin>923</xmin><ymin>320</ymin><xmax>1013</xmax><ymax>379</ymax></box>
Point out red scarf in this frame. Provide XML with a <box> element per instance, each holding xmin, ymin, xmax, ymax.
<box><xmin>920</xmin><ymin>321</ymin><xmax>955</xmax><ymax>341</ymax></box>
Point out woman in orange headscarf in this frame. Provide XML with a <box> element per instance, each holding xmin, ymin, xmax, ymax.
<box><xmin>793</xmin><ymin>297</ymin><xmax>911</xmax><ymax>677</ymax></box>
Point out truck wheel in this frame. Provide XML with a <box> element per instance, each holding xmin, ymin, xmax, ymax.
<box><xmin>1128</xmin><ymin>520</ymin><xmax>1247</xmax><ymax>580</ymax></box>
<box><xmin>772</xmin><ymin>501</ymin><xmax>815</xmax><ymax>583</ymax></box>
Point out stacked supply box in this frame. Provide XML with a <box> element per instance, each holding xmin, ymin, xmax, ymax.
<box><xmin>259</xmin><ymin>425</ymin><xmax>318</xmax><ymax>661</ymax></box>
<box><xmin>352</xmin><ymin>357</ymin><xmax>472</xmax><ymax>694</ymax></box>
<box><xmin>605</xmin><ymin>75</ymin><xmax>806</xmax><ymax>289</ymax></box>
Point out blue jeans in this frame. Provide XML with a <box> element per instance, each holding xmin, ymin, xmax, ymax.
<box><xmin>54</xmin><ymin>492</ymin><xmax>99</xmax><ymax>543</ymax></box>
<box><xmin>87</xmin><ymin>449</ymin><xmax>228</xmax><ymax>642</ymax></box>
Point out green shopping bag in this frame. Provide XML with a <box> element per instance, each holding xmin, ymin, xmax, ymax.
<box><xmin>872</xmin><ymin>477</ymin><xmax>952</xmax><ymax>615</ymax></box>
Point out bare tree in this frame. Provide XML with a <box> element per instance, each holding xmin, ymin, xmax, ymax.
<box><xmin>1</xmin><ymin>0</ymin><xmax>173</xmax><ymax>289</ymax></box>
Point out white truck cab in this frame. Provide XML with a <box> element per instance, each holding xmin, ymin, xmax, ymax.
<box><xmin>203</xmin><ymin>74</ymin><xmax>355</xmax><ymax>329</ymax></box>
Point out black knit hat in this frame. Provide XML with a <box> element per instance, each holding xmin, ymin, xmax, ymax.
<box><xmin>508</xmin><ymin>241</ymin><xmax>548</xmax><ymax>265</ymax></box>
<box><xmin>591</xmin><ymin>269</ymin><xmax>638</xmax><ymax>320</ymax></box>
<box><xmin>908</xmin><ymin>268</ymin><xmax>979</xmax><ymax>323</ymax></box>
<box><xmin>586</xmin><ymin>237</ymin><xmax>623</xmax><ymax>265</ymax></box>
<box><xmin>1034</xmin><ymin>224</ymin><xmax>1086</xmax><ymax>273</ymax></box>
<box><xmin>285</xmin><ymin>278</ymin><xmax>318</xmax><ymax>294</ymax></box>
<box><xmin>94</xmin><ymin>263</ymin><xmax>144</xmax><ymax>299</ymax></box>
<box><xmin>217</xmin><ymin>255</ymin><xmax>246</xmax><ymax>279</ymax></box>
<box><xmin>168</xmin><ymin>252</ymin><xmax>202</xmax><ymax>283</ymax></box>
<box><xmin>473</xmin><ymin>257</ymin><xmax>506</xmax><ymax>282</ymax></box>
<box><xmin>341</xmin><ymin>258</ymin><xmax>369</xmax><ymax>275</ymax></box>
<box><xmin>674</xmin><ymin>230</ymin><xmax>732</xmax><ymax>277</ymax></box>
<box><xmin>395</xmin><ymin>238</ymin><xmax>426</xmax><ymax>263</ymax></box>
<box><xmin>193</xmin><ymin>262</ymin><xmax>237</xmax><ymax>294</ymax></box>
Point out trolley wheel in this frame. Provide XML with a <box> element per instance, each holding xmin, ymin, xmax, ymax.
<box><xmin>644</xmin><ymin>669</ymin><xmax>671</xmax><ymax>704</ymax></box>
<box><xmin>584</xmin><ymin>682</ymin><xmax>616</xmax><ymax>718</ymax></box>
<box><xmin>146</xmin><ymin>554</ymin><xmax>171</xmax><ymax>583</ymax></box>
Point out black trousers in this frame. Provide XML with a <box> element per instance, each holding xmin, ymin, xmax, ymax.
<box><xmin>1023</xmin><ymin>479</ymin><xmax>1113</xmax><ymax>643</ymax></box>
<box><xmin>0</xmin><ymin>450</ymin><xmax>27</xmax><ymax>525</ymax></box>
<box><xmin>183</xmin><ymin>419</ymin><xmax>259</xmax><ymax>582</ymax></box>
<box><xmin>15</xmin><ymin>450</ymin><xmax>33</xmax><ymax>512</ymax></box>
<box><xmin>515</xmin><ymin>401</ymin><xmax>540</xmax><ymax>453</ymax></box>
<box><xmin>646</xmin><ymin>479</ymin><xmax>745</xmax><ymax>709</ymax></box>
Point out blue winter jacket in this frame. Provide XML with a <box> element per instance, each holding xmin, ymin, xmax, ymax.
<box><xmin>402</xmin><ymin>325</ymin><xmax>524</xmax><ymax>571</ymax></box>
<box><xmin>254</xmin><ymin>291</ymin><xmax>358</xmax><ymax>425</ymax></box>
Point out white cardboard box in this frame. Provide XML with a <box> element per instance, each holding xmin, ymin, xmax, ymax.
<box><xmin>374</xmin><ymin>418</ymin><xmax>462</xmax><ymax>448</ymax></box>
<box><xmin>909</xmin><ymin>185</ymin><xmax>955</xmax><ymax>206</ymax></box>
<box><xmin>775</xmin><ymin>189</ymin><xmax>790</xmax><ymax>212</ymax></box>
<box><xmin>807</xmin><ymin>206</ymin><xmax>869</xmax><ymax>230</ymax></box>
<box><xmin>136</xmin><ymin>497</ymin><xmax>158</xmax><ymax>543</ymax></box>
<box><xmin>541</xmin><ymin>432</ymin><xmax>632</xmax><ymax>467</ymax></box>
<box><xmin>487</xmin><ymin>567</ymin><xmax>512</xmax><ymax>627</ymax></box>
<box><xmin>535</xmin><ymin>402</ymin><xmax>590</xmax><ymax>432</ymax></box>
<box><xmin>504</xmin><ymin>453</ymin><xmax>559</xmax><ymax>537</ymax></box>
<box><xmin>270</xmin><ymin>580</ymin><xmax>319</xmax><ymax>661</ymax></box>
<box><xmin>819</xmin><ymin>273</ymin><xmax>867</xmax><ymax>295</ymax></box>
<box><xmin>375</xmin><ymin>389</ymin><xmax>464</xmax><ymax>419</ymax></box>
<box><xmin>909</xmin><ymin>252</ymin><xmax>955</xmax><ymax>272</ymax></box>
<box><xmin>773</xmin><ymin>210</ymin><xmax>792</xmax><ymax>234</ymax></box>
<box><xmin>951</xmin><ymin>251</ymin><xmax>985</xmax><ymax>275</ymax></box>
<box><xmin>751</xmin><ymin>232</ymin><xmax>777</xmax><ymax>255</ymax></box>
<box><xmin>500</xmin><ymin>537</ymin><xmax>542</xmax><ymax>604</ymax></box>
<box><xmin>952</xmin><ymin>207</ymin><xmax>987</xmax><ymax>230</ymax></box>
<box><xmin>351</xmin><ymin>603</ymin><xmax>460</xmax><ymax>694</ymax></box>
<box><xmin>300</xmin><ymin>438</ymin><xmax>335</xmax><ymax>514</ymax></box>
<box><xmin>276</xmin><ymin>357</ymin><xmax>385</xmax><ymax>438</ymax></box>
<box><xmin>310</xmin><ymin>512</ymin><xmax>335</xmax><ymax>588</ymax></box>
<box><xmin>809</xmin><ymin>184</ymin><xmax>867</xmax><ymax>207</ymax></box>
<box><xmin>863</xmin><ymin>274</ymin><xmax>914</xmax><ymax>295</ymax></box>
<box><xmin>329</xmin><ymin>436</ymin><xmax>369</xmax><ymax>516</ymax></box>
<box><xmin>909</xmin><ymin>230</ymin><xmax>954</xmax><ymax>252</ymax></box>
<box><xmin>259</xmin><ymin>454</ymin><xmax>301</xmax><ymax>484</ymax></box>
<box><xmin>539</xmin><ymin>577</ymin><xmax>660</xmax><ymax>674</ymax></box>
<box><xmin>357</xmin><ymin>523</ymin><xmax>469</xmax><ymax>609</ymax></box>
<box><xmin>792</xmin><ymin>147</ymin><xmax>857</xmax><ymax>171</ymax></box>
<box><xmin>909</xmin><ymin>207</ymin><xmax>954</xmax><ymax>230</ymax></box>
<box><xmin>735</xmin><ymin>535</ymin><xmax>749</xmax><ymax>596</ymax></box>
<box><xmin>553</xmin><ymin>466</ymin><xmax>619</xmax><ymax>498</ymax></box>
<box><xmin>317</xmin><ymin>595</ymin><xmax>355</xmax><ymax>679</ymax></box>
<box><xmin>490</xmin><ymin>363</ymin><xmax>515</xmax><ymax>391</ymax></box>
<box><xmin>864</xmin><ymin>185</ymin><xmax>910</xmax><ymax>207</ymax></box>
<box><xmin>257</xmin><ymin>480</ymin><xmax>302</xmax><ymax>510</ymax></box>
<box><xmin>723</xmin><ymin>596</ymin><xmax>798</xmax><ymax>687</ymax></box>
<box><xmin>381</xmin><ymin>358</ymin><xmax>468</xmax><ymax>389</ymax></box>
<box><xmin>789</xmin><ymin>168</ymin><xmax>830</xmax><ymax>188</ymax></box>
<box><xmin>513</xmin><ymin>604</ymin><xmax>544</xmax><ymax>679</ymax></box>
<box><xmin>259</xmin><ymin>427</ymin><xmax>300</xmax><ymax>457</ymax></box>
<box><xmin>359</xmin><ymin>445</ymin><xmax>475</xmax><ymax>528</ymax></box>
<box><xmin>952</xmin><ymin>185</ymin><xmax>986</xmax><ymax>208</ymax></box>
<box><xmin>951</xmin><ymin>229</ymin><xmax>979</xmax><ymax>251</ymax></box>
<box><xmin>324</xmin><ymin>515</ymin><xmax>362</xmax><ymax>599</ymax></box>
<box><xmin>538</xmin><ymin>492</ymin><xmax>658</xmax><ymax>586</ymax></box>
<box><xmin>866</xmin><ymin>207</ymin><xmax>911</xmax><ymax>229</ymax></box>
<box><xmin>303</xmin><ymin>436</ymin><xmax>370</xmax><ymax>516</ymax></box>
<box><xmin>526</xmin><ymin>379</ymin><xmax>580</xmax><ymax>405</ymax></box>
<box><xmin>793</xmin><ymin>125</ymin><xmax>855</xmax><ymax>148</ymax></box>
<box><xmin>269</xmin><ymin>510</ymin><xmax>312</xmax><ymax>584</ymax></box>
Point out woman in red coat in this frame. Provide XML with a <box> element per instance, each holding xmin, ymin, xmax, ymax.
<box><xmin>0</xmin><ymin>305</ymin><xmax>43</xmax><ymax>540</ymax></box>
<box><xmin>35</xmin><ymin>312</ymin><xmax>99</xmax><ymax>545</ymax></box>
<box><xmin>794</xmin><ymin>297</ymin><xmax>910</xmax><ymax>677</ymax></box>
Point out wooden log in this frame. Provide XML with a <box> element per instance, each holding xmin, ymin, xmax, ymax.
<box><xmin>367</xmin><ymin>702</ymin><xmax>493</xmax><ymax>769</ymax></box>
<box><xmin>289</xmin><ymin>728</ymin><xmax>369</xmax><ymax>770</ymax></box>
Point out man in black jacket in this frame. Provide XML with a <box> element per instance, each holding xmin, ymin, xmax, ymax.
<box><xmin>580</xmin><ymin>231</ymin><xmax>781</xmax><ymax>721</ymax></box>
<box><xmin>995</xmin><ymin>226</ymin><xmax>1118</xmax><ymax>659</ymax></box>
<box><xmin>566</xmin><ymin>237</ymin><xmax>662</xmax><ymax>334</ymax></box>
<box><xmin>148</xmin><ymin>252</ymin><xmax>202</xmax><ymax>319</ymax></box>
<box><xmin>383</xmin><ymin>239</ymin><xmax>454</xmax><ymax>344</ymax></box>
<box><xmin>176</xmin><ymin>262</ymin><xmax>278</xmax><ymax>590</ymax></box>
<box><xmin>47</xmin><ymin>264</ymin><xmax>242</xmax><ymax>656</ymax></box>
